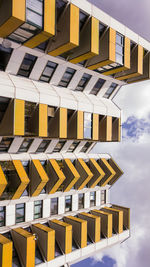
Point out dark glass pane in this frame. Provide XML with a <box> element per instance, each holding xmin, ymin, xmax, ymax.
<box><xmin>65</xmin><ymin>195</ymin><xmax>72</xmax><ymax>212</ymax></box>
<box><xmin>51</xmin><ymin>198</ymin><xmax>58</xmax><ymax>215</ymax></box>
<box><xmin>18</xmin><ymin>53</ymin><xmax>37</xmax><ymax>78</ymax></box>
<box><xmin>0</xmin><ymin>44</ymin><xmax>13</xmax><ymax>71</ymax></box>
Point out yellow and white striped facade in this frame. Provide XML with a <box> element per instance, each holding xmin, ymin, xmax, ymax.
<box><xmin>1</xmin><ymin>0</ymin><xmax>148</xmax><ymax>265</ymax></box>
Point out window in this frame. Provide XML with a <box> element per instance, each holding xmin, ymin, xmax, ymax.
<box><xmin>67</xmin><ymin>141</ymin><xmax>80</xmax><ymax>152</ymax></box>
<box><xmin>16</xmin><ymin>203</ymin><xmax>25</xmax><ymax>223</ymax></box>
<box><xmin>59</xmin><ymin>67</ymin><xmax>76</xmax><ymax>87</ymax></box>
<box><xmin>34</xmin><ymin>200</ymin><xmax>43</xmax><ymax>219</ymax></box>
<box><xmin>80</xmin><ymin>142</ymin><xmax>92</xmax><ymax>153</ymax></box>
<box><xmin>53</xmin><ymin>141</ymin><xmax>66</xmax><ymax>152</ymax></box>
<box><xmin>79</xmin><ymin>11</ymin><xmax>88</xmax><ymax>30</ymax></box>
<box><xmin>101</xmin><ymin>190</ymin><xmax>106</xmax><ymax>205</ymax></box>
<box><xmin>18</xmin><ymin>53</ymin><xmax>37</xmax><ymax>77</ymax></box>
<box><xmin>90</xmin><ymin>191</ymin><xmax>96</xmax><ymax>207</ymax></box>
<box><xmin>90</xmin><ymin>78</ymin><xmax>106</xmax><ymax>95</ymax></box>
<box><xmin>18</xmin><ymin>138</ymin><xmax>34</xmax><ymax>152</ymax></box>
<box><xmin>0</xmin><ymin>206</ymin><xmax>5</xmax><ymax>227</ymax></box>
<box><xmin>8</xmin><ymin>0</ymin><xmax>43</xmax><ymax>44</ymax></box>
<box><xmin>65</xmin><ymin>195</ymin><xmax>72</xmax><ymax>212</ymax></box>
<box><xmin>40</xmin><ymin>61</ymin><xmax>58</xmax><ymax>83</ymax></box>
<box><xmin>51</xmin><ymin>198</ymin><xmax>58</xmax><ymax>215</ymax></box>
<box><xmin>78</xmin><ymin>193</ymin><xmax>84</xmax><ymax>209</ymax></box>
<box><xmin>103</xmin><ymin>83</ymin><xmax>118</xmax><ymax>98</ymax></box>
<box><xmin>84</xmin><ymin>112</ymin><xmax>92</xmax><ymax>139</ymax></box>
<box><xmin>36</xmin><ymin>140</ymin><xmax>51</xmax><ymax>153</ymax></box>
<box><xmin>0</xmin><ymin>45</ymin><xmax>13</xmax><ymax>71</ymax></box>
<box><xmin>75</xmin><ymin>73</ymin><xmax>91</xmax><ymax>92</ymax></box>
<box><xmin>116</xmin><ymin>32</ymin><xmax>124</xmax><ymax>65</ymax></box>
<box><xmin>0</xmin><ymin>137</ymin><xmax>13</xmax><ymax>152</ymax></box>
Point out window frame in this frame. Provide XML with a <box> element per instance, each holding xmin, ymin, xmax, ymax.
<box><xmin>59</xmin><ymin>67</ymin><xmax>76</xmax><ymax>88</ymax></box>
<box><xmin>0</xmin><ymin>206</ymin><xmax>5</xmax><ymax>227</ymax></box>
<box><xmin>51</xmin><ymin>197</ymin><xmax>58</xmax><ymax>215</ymax></box>
<box><xmin>17</xmin><ymin>53</ymin><xmax>37</xmax><ymax>78</ymax></box>
<box><xmin>65</xmin><ymin>195</ymin><xmax>72</xmax><ymax>212</ymax></box>
<box><xmin>34</xmin><ymin>200</ymin><xmax>43</xmax><ymax>220</ymax></box>
<box><xmin>16</xmin><ymin>203</ymin><xmax>25</xmax><ymax>224</ymax></box>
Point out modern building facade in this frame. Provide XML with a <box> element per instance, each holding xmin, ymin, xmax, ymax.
<box><xmin>0</xmin><ymin>0</ymin><xmax>148</xmax><ymax>266</ymax></box>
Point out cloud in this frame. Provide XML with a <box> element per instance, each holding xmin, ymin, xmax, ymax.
<box><xmin>87</xmin><ymin>0</ymin><xmax>150</xmax><ymax>41</ymax></box>
<box><xmin>91</xmin><ymin>79</ymin><xmax>150</xmax><ymax>267</ymax></box>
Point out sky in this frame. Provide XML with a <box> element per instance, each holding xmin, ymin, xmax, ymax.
<box><xmin>72</xmin><ymin>1</ymin><xmax>150</xmax><ymax>267</ymax></box>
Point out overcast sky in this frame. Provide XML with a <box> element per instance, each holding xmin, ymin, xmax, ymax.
<box><xmin>88</xmin><ymin>0</ymin><xmax>150</xmax><ymax>41</ymax></box>
<box><xmin>73</xmin><ymin>1</ymin><xmax>150</xmax><ymax>267</ymax></box>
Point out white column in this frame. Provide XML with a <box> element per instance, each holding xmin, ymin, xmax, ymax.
<box><xmin>25</xmin><ymin>201</ymin><xmax>34</xmax><ymax>222</ymax></box>
<box><xmin>43</xmin><ymin>199</ymin><xmax>50</xmax><ymax>218</ymax></box>
<box><xmin>84</xmin><ymin>192</ymin><xmax>90</xmax><ymax>209</ymax></box>
<box><xmin>96</xmin><ymin>190</ymin><xmax>101</xmax><ymax>206</ymax></box>
<box><xmin>6</xmin><ymin>205</ymin><xmax>15</xmax><ymax>226</ymax></box>
<box><xmin>58</xmin><ymin>196</ymin><xmax>65</xmax><ymax>215</ymax></box>
<box><xmin>72</xmin><ymin>194</ymin><xmax>78</xmax><ymax>211</ymax></box>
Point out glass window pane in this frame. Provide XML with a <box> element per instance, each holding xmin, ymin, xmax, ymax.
<box><xmin>51</xmin><ymin>198</ymin><xmax>58</xmax><ymax>215</ymax></box>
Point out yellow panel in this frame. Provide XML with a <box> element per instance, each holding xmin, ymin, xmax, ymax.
<box><xmin>69</xmin><ymin>17</ymin><xmax>99</xmax><ymax>64</ymax></box>
<box><xmin>91</xmin><ymin>17</ymin><xmax>99</xmax><ymax>55</ymax></box>
<box><xmin>112</xmin><ymin>205</ymin><xmax>130</xmax><ymax>229</ymax></box>
<box><xmin>100</xmin><ymin>158</ymin><xmax>116</xmax><ymax>186</ymax></box>
<box><xmin>50</xmin><ymin>219</ymin><xmax>72</xmax><ymax>254</ymax></box>
<box><xmin>102</xmin><ymin>207</ymin><xmax>123</xmax><ymax>234</ymax></box>
<box><xmin>104</xmin><ymin>37</ymin><xmax>130</xmax><ymax>75</ymax></box>
<box><xmin>77</xmin><ymin>111</ymin><xmax>83</xmax><ymax>139</ymax></box>
<box><xmin>138</xmin><ymin>45</ymin><xmax>144</xmax><ymax>74</ymax></box>
<box><xmin>107</xmin><ymin>116</ymin><xmax>112</xmax><ymax>141</ymax></box>
<box><xmin>124</xmin><ymin>37</ymin><xmax>131</xmax><ymax>69</ymax></box>
<box><xmin>48</xmin><ymin>42</ymin><xmax>76</xmax><ymax>57</ymax></box>
<box><xmin>32</xmin><ymin>160</ymin><xmax>49</xmax><ymax>197</ymax></box>
<box><xmin>24</xmin><ymin>33</ymin><xmax>49</xmax><ymax>48</ymax></box>
<box><xmin>0</xmin><ymin>0</ymin><xmax>25</xmax><ymax>37</ymax></box>
<box><xmin>65</xmin><ymin>216</ymin><xmax>87</xmax><ymax>248</ymax></box>
<box><xmin>13</xmin><ymin>228</ymin><xmax>35</xmax><ymax>267</ymax></box>
<box><xmin>109</xmin><ymin>28</ymin><xmax>116</xmax><ymax>62</ymax></box>
<box><xmin>87</xmin><ymin>59</ymin><xmax>113</xmax><ymax>71</ymax></box>
<box><xmin>11</xmin><ymin>160</ymin><xmax>30</xmax><ymax>200</ymax></box>
<box><xmin>70</xmin><ymin>4</ymin><xmax>80</xmax><ymax>47</ymax></box>
<box><xmin>80</xmin><ymin>212</ymin><xmax>100</xmax><ymax>243</ymax></box>
<box><xmin>39</xmin><ymin>104</ymin><xmax>48</xmax><ymax>137</ymax></box>
<box><xmin>63</xmin><ymin>159</ymin><xmax>80</xmax><ymax>192</ymax></box>
<box><xmin>65</xmin><ymin>224</ymin><xmax>72</xmax><ymax>254</ymax></box>
<box><xmin>45</xmin><ymin>0</ymin><xmax>55</xmax><ymax>36</ymax></box>
<box><xmin>91</xmin><ymin>210</ymin><xmax>112</xmax><ymax>238</ymax></box>
<box><xmin>14</xmin><ymin>99</ymin><xmax>25</xmax><ymax>136</ymax></box>
<box><xmin>77</xmin><ymin>158</ymin><xmax>93</xmax><ymax>190</ymax></box>
<box><xmin>24</xmin><ymin>0</ymin><xmax>55</xmax><ymax>48</ymax></box>
<box><xmin>12</xmin><ymin>0</ymin><xmax>26</xmax><ymax>21</ymax></box>
<box><xmin>92</xmin><ymin>113</ymin><xmax>99</xmax><ymax>140</ymax></box>
<box><xmin>116</xmin><ymin>45</ymin><xmax>144</xmax><ymax>80</ymax></box>
<box><xmin>89</xmin><ymin>158</ymin><xmax>105</xmax><ymax>188</ymax></box>
<box><xmin>0</xmin><ymin>234</ymin><xmax>12</xmax><ymax>267</ymax></box>
<box><xmin>48</xmin><ymin>159</ymin><xmax>66</xmax><ymax>194</ymax></box>
<box><xmin>33</xmin><ymin>223</ymin><xmax>55</xmax><ymax>261</ymax></box>
<box><xmin>0</xmin><ymin>165</ymin><xmax>7</xmax><ymax>197</ymax></box>
<box><xmin>108</xmin><ymin>158</ymin><xmax>123</xmax><ymax>185</ymax></box>
<box><xmin>59</xmin><ymin>108</ymin><xmax>67</xmax><ymax>138</ymax></box>
<box><xmin>48</xmin><ymin>4</ymin><xmax>79</xmax><ymax>56</ymax></box>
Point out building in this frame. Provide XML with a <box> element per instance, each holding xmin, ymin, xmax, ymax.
<box><xmin>0</xmin><ymin>0</ymin><xmax>149</xmax><ymax>266</ymax></box>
